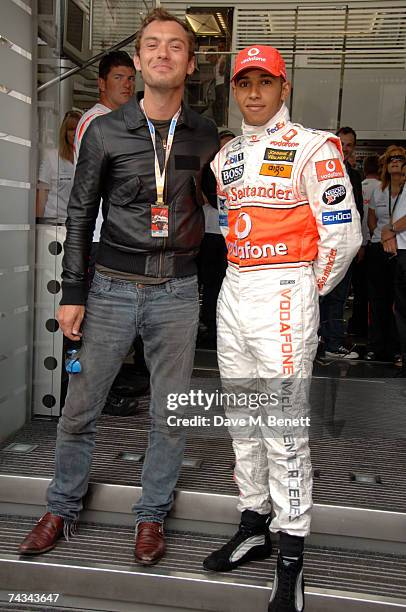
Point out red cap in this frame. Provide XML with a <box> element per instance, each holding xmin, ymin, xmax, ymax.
<box><xmin>232</xmin><ymin>45</ymin><xmax>287</xmax><ymax>81</ymax></box>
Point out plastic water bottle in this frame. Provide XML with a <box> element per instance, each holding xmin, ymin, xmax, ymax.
<box><xmin>65</xmin><ymin>349</ymin><xmax>82</xmax><ymax>374</ymax></box>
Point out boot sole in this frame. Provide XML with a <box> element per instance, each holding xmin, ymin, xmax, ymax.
<box><xmin>134</xmin><ymin>554</ymin><xmax>163</xmax><ymax>566</ymax></box>
<box><xmin>18</xmin><ymin>541</ymin><xmax>61</xmax><ymax>555</ymax></box>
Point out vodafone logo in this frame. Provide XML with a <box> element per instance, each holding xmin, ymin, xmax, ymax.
<box><xmin>315</xmin><ymin>158</ymin><xmax>344</xmax><ymax>182</ymax></box>
<box><xmin>235</xmin><ymin>212</ymin><xmax>252</xmax><ymax>239</ymax></box>
<box><xmin>248</xmin><ymin>48</ymin><xmax>260</xmax><ymax>57</ymax></box>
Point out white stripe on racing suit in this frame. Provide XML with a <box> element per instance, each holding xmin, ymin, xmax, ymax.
<box><xmin>73</xmin><ymin>103</ymin><xmax>111</xmax><ymax>242</ymax></box>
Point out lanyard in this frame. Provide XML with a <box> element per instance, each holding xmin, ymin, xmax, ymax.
<box><xmin>140</xmin><ymin>99</ymin><xmax>181</xmax><ymax>204</ymax></box>
<box><xmin>388</xmin><ymin>184</ymin><xmax>403</xmax><ymax>218</ymax></box>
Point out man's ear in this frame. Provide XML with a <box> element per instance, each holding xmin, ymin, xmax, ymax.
<box><xmin>98</xmin><ymin>77</ymin><xmax>106</xmax><ymax>93</ymax></box>
<box><xmin>186</xmin><ymin>55</ymin><xmax>195</xmax><ymax>77</ymax></box>
<box><xmin>133</xmin><ymin>54</ymin><xmax>141</xmax><ymax>72</ymax></box>
<box><xmin>281</xmin><ymin>80</ymin><xmax>291</xmax><ymax>103</ymax></box>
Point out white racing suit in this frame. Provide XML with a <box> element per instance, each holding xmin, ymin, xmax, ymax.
<box><xmin>211</xmin><ymin>104</ymin><xmax>362</xmax><ymax>536</ymax></box>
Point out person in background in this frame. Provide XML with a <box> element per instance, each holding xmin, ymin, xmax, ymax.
<box><xmin>362</xmin><ymin>154</ymin><xmax>381</xmax><ymax>221</ymax></box>
<box><xmin>207</xmin><ymin>47</ymin><xmax>227</xmax><ymax>126</ymax></box>
<box><xmin>319</xmin><ymin>126</ymin><xmax>363</xmax><ymax>358</ymax></box>
<box><xmin>19</xmin><ymin>8</ymin><xmax>219</xmax><ymax>567</ymax></box>
<box><xmin>381</xmin><ymin>160</ymin><xmax>406</xmax><ymax>375</ymax></box>
<box><xmin>204</xmin><ymin>45</ymin><xmax>361</xmax><ymax>612</ymax></box>
<box><xmin>197</xmin><ymin>129</ymin><xmax>234</xmax><ymax>346</ymax></box>
<box><xmin>36</xmin><ymin>111</ymin><xmax>81</xmax><ymax>219</ymax></box>
<box><xmin>347</xmin><ymin>150</ymin><xmax>358</xmax><ymax>170</ymax></box>
<box><xmin>366</xmin><ymin>145</ymin><xmax>406</xmax><ymax>363</ymax></box>
<box><xmin>347</xmin><ymin>154</ymin><xmax>380</xmax><ymax>337</ymax></box>
<box><xmin>73</xmin><ymin>50</ymin><xmax>136</xmax><ymax>245</ymax></box>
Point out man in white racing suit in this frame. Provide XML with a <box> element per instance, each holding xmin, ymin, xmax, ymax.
<box><xmin>202</xmin><ymin>45</ymin><xmax>362</xmax><ymax>612</ymax></box>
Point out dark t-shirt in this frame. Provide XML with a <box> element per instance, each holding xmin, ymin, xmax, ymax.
<box><xmin>346</xmin><ymin>162</ymin><xmax>364</xmax><ymax>221</ymax></box>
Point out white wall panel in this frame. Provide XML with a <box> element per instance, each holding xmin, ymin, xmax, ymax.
<box><xmin>0</xmin><ymin>351</ymin><xmax>28</xmax><ymax>399</ymax></box>
<box><xmin>0</xmin><ymin>93</ymin><xmax>31</xmax><ymax>142</ymax></box>
<box><xmin>0</xmin><ymin>310</ymin><xmax>30</xmax><ymax>354</ymax></box>
<box><xmin>0</xmin><ymin>392</ymin><xmax>28</xmax><ymax>442</ymax></box>
<box><xmin>1</xmin><ymin>0</ymin><xmax>33</xmax><ymax>50</ymax></box>
<box><xmin>32</xmin><ymin>224</ymin><xmax>64</xmax><ymax>416</ymax></box>
<box><xmin>0</xmin><ymin>46</ymin><xmax>32</xmax><ymax>97</ymax></box>
<box><xmin>0</xmin><ymin>140</ymin><xmax>31</xmax><ymax>183</ymax></box>
<box><xmin>0</xmin><ymin>269</ymin><xmax>30</xmax><ymax>313</ymax></box>
<box><xmin>0</xmin><ymin>186</ymin><xmax>31</xmax><ymax>225</ymax></box>
<box><xmin>0</xmin><ymin>230</ymin><xmax>31</xmax><ymax>269</ymax></box>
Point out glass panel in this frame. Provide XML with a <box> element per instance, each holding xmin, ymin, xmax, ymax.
<box><xmin>185</xmin><ymin>7</ymin><xmax>234</xmax><ymax>129</ymax></box>
<box><xmin>292</xmin><ymin>68</ymin><xmax>341</xmax><ymax>131</ymax></box>
<box><xmin>341</xmin><ymin>69</ymin><xmax>406</xmax><ymax>132</ymax></box>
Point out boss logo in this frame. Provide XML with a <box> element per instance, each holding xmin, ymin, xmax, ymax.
<box><xmin>322</xmin><ymin>184</ymin><xmax>347</xmax><ymax>205</ymax></box>
<box><xmin>222</xmin><ymin>164</ymin><xmax>244</xmax><ymax>185</ymax></box>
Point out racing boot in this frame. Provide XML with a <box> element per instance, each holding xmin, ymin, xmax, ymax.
<box><xmin>268</xmin><ymin>553</ymin><xmax>305</xmax><ymax>612</ymax></box>
<box><xmin>203</xmin><ymin>510</ymin><xmax>271</xmax><ymax>572</ymax></box>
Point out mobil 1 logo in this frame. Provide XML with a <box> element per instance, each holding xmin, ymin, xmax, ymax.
<box><xmin>222</xmin><ymin>164</ymin><xmax>244</xmax><ymax>185</ymax></box>
<box><xmin>322</xmin><ymin>184</ymin><xmax>346</xmax><ymax>206</ymax></box>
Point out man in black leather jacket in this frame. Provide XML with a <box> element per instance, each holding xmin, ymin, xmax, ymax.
<box><xmin>19</xmin><ymin>8</ymin><xmax>219</xmax><ymax>564</ymax></box>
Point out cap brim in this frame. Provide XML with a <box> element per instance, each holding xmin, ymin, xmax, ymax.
<box><xmin>232</xmin><ymin>64</ymin><xmax>284</xmax><ymax>81</ymax></box>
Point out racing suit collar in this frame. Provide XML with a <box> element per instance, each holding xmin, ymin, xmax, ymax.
<box><xmin>241</xmin><ymin>103</ymin><xmax>290</xmax><ymax>144</ymax></box>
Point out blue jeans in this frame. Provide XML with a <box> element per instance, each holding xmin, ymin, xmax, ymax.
<box><xmin>47</xmin><ymin>271</ymin><xmax>199</xmax><ymax>524</ymax></box>
<box><xmin>319</xmin><ymin>266</ymin><xmax>352</xmax><ymax>352</ymax></box>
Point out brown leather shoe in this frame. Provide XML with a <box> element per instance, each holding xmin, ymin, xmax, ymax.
<box><xmin>18</xmin><ymin>512</ymin><xmax>64</xmax><ymax>555</ymax></box>
<box><xmin>134</xmin><ymin>522</ymin><xmax>165</xmax><ymax>565</ymax></box>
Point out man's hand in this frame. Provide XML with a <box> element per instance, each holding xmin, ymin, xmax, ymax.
<box><xmin>382</xmin><ymin>236</ymin><xmax>397</xmax><ymax>255</ymax></box>
<box><xmin>381</xmin><ymin>224</ymin><xmax>395</xmax><ymax>244</ymax></box>
<box><xmin>57</xmin><ymin>305</ymin><xmax>85</xmax><ymax>341</ymax></box>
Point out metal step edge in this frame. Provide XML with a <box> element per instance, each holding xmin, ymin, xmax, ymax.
<box><xmin>0</xmin><ymin>474</ymin><xmax>405</xmax><ymax>543</ymax></box>
<box><xmin>2</xmin><ymin>556</ymin><xmax>406</xmax><ymax>612</ymax></box>
<box><xmin>0</xmin><ymin>589</ymin><xmax>187</xmax><ymax>612</ymax></box>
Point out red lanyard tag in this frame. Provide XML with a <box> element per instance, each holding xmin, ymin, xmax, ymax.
<box><xmin>151</xmin><ymin>204</ymin><xmax>169</xmax><ymax>238</ymax></box>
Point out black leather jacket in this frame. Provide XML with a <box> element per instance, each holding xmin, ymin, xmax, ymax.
<box><xmin>61</xmin><ymin>99</ymin><xmax>219</xmax><ymax>304</ymax></box>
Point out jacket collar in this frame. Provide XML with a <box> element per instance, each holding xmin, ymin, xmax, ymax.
<box><xmin>122</xmin><ymin>97</ymin><xmax>196</xmax><ymax>130</ymax></box>
<box><xmin>241</xmin><ymin>103</ymin><xmax>290</xmax><ymax>144</ymax></box>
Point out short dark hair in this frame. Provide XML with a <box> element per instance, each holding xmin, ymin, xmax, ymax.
<box><xmin>218</xmin><ymin>129</ymin><xmax>235</xmax><ymax>140</ymax></box>
<box><xmin>135</xmin><ymin>8</ymin><xmax>195</xmax><ymax>61</ymax></box>
<box><xmin>363</xmin><ymin>154</ymin><xmax>380</xmax><ymax>176</ymax></box>
<box><xmin>336</xmin><ymin>126</ymin><xmax>357</xmax><ymax>143</ymax></box>
<box><xmin>98</xmin><ymin>51</ymin><xmax>135</xmax><ymax>80</ymax></box>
